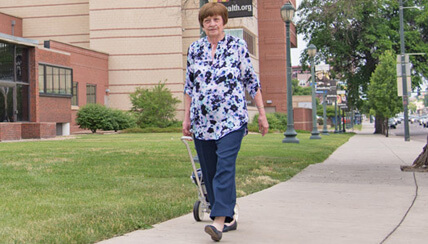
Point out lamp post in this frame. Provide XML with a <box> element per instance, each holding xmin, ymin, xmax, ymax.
<box><xmin>308</xmin><ymin>44</ymin><xmax>321</xmax><ymax>139</ymax></box>
<box><xmin>399</xmin><ymin>0</ymin><xmax>410</xmax><ymax>141</ymax></box>
<box><xmin>281</xmin><ymin>2</ymin><xmax>299</xmax><ymax>143</ymax></box>
<box><xmin>322</xmin><ymin>91</ymin><xmax>329</xmax><ymax>135</ymax></box>
<box><xmin>334</xmin><ymin>96</ymin><xmax>338</xmax><ymax>133</ymax></box>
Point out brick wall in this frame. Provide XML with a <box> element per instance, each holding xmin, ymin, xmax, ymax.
<box><xmin>39</xmin><ymin>96</ymin><xmax>71</xmax><ymax>123</ymax></box>
<box><xmin>0</xmin><ymin>12</ymin><xmax>23</xmax><ymax>37</ymax></box>
<box><xmin>0</xmin><ymin>123</ymin><xmax>56</xmax><ymax>141</ymax></box>
<box><xmin>294</xmin><ymin>108</ymin><xmax>312</xmax><ymax>131</ymax></box>
<box><xmin>258</xmin><ymin>0</ymin><xmax>297</xmax><ymax>114</ymax></box>
<box><xmin>0</xmin><ymin>123</ymin><xmax>22</xmax><ymax>141</ymax></box>
<box><xmin>21</xmin><ymin>122</ymin><xmax>56</xmax><ymax>139</ymax></box>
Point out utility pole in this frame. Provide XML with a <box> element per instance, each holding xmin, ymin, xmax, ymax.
<box><xmin>399</xmin><ymin>0</ymin><xmax>410</xmax><ymax>141</ymax></box>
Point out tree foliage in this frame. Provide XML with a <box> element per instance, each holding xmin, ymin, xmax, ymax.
<box><xmin>292</xmin><ymin>79</ymin><xmax>312</xmax><ymax>95</ymax></box>
<box><xmin>130</xmin><ymin>82</ymin><xmax>180</xmax><ymax>128</ymax></box>
<box><xmin>297</xmin><ymin>0</ymin><xmax>428</xmax><ymax>110</ymax></box>
<box><xmin>367</xmin><ymin>50</ymin><xmax>402</xmax><ymax>135</ymax></box>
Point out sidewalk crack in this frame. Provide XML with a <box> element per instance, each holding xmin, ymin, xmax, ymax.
<box><xmin>379</xmin><ymin>172</ymin><xmax>419</xmax><ymax>244</ymax></box>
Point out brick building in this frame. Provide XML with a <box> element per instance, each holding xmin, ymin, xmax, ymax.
<box><xmin>0</xmin><ymin>1</ymin><xmax>309</xmax><ymax>140</ymax></box>
<box><xmin>0</xmin><ymin>12</ymin><xmax>108</xmax><ymax>141</ymax></box>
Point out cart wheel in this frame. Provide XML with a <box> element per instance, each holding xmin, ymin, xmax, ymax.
<box><xmin>193</xmin><ymin>200</ymin><xmax>204</xmax><ymax>221</ymax></box>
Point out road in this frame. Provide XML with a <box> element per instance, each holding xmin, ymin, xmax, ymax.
<box><xmin>390</xmin><ymin>120</ymin><xmax>428</xmax><ymax>143</ymax></box>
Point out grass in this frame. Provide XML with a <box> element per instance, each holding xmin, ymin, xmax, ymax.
<box><xmin>0</xmin><ymin>132</ymin><xmax>353</xmax><ymax>243</ymax></box>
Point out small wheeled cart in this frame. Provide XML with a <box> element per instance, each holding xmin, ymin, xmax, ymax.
<box><xmin>181</xmin><ymin>136</ymin><xmax>238</xmax><ymax>222</ymax></box>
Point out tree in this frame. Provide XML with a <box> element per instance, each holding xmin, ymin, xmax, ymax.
<box><xmin>292</xmin><ymin>79</ymin><xmax>312</xmax><ymax>95</ymax></box>
<box><xmin>130</xmin><ymin>82</ymin><xmax>180</xmax><ymax>128</ymax></box>
<box><xmin>408</xmin><ymin>103</ymin><xmax>417</xmax><ymax>114</ymax></box>
<box><xmin>367</xmin><ymin>50</ymin><xmax>402</xmax><ymax>136</ymax></box>
<box><xmin>297</xmin><ymin>0</ymin><xmax>428</xmax><ymax>113</ymax></box>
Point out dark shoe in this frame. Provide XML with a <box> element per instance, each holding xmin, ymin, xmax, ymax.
<box><xmin>204</xmin><ymin>225</ymin><xmax>222</xmax><ymax>242</ymax></box>
<box><xmin>223</xmin><ymin>220</ymin><xmax>237</xmax><ymax>232</ymax></box>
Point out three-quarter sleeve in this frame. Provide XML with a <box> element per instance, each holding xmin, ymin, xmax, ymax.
<box><xmin>239</xmin><ymin>42</ymin><xmax>260</xmax><ymax>99</ymax></box>
<box><xmin>184</xmin><ymin>46</ymin><xmax>194</xmax><ymax>97</ymax></box>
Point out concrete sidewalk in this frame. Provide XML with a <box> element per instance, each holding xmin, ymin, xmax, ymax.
<box><xmin>98</xmin><ymin>121</ymin><xmax>428</xmax><ymax>244</ymax></box>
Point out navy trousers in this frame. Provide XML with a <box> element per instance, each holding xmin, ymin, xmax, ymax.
<box><xmin>194</xmin><ymin>125</ymin><xmax>246</xmax><ymax>223</ymax></box>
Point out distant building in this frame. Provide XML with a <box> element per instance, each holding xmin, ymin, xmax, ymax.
<box><xmin>292</xmin><ymin>66</ymin><xmax>311</xmax><ymax>87</ymax></box>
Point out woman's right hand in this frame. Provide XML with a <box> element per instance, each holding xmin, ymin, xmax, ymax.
<box><xmin>182</xmin><ymin>118</ymin><xmax>192</xmax><ymax>136</ymax></box>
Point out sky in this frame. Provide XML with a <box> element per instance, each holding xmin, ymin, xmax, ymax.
<box><xmin>290</xmin><ymin>0</ymin><xmax>307</xmax><ymax>66</ymax></box>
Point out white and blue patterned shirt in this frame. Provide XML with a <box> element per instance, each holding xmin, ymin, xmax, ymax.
<box><xmin>184</xmin><ymin>34</ymin><xmax>260</xmax><ymax>140</ymax></box>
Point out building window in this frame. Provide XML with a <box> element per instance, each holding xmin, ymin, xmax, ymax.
<box><xmin>0</xmin><ymin>42</ymin><xmax>14</xmax><ymax>80</ymax></box>
<box><xmin>71</xmin><ymin>82</ymin><xmax>78</xmax><ymax>106</ymax></box>
<box><xmin>86</xmin><ymin>84</ymin><xmax>96</xmax><ymax>104</ymax></box>
<box><xmin>38</xmin><ymin>65</ymin><xmax>44</xmax><ymax>93</ymax></box>
<box><xmin>38</xmin><ymin>64</ymin><xmax>72</xmax><ymax>96</ymax></box>
<box><xmin>224</xmin><ymin>28</ymin><xmax>256</xmax><ymax>55</ymax></box>
<box><xmin>0</xmin><ymin>41</ymin><xmax>30</xmax><ymax>122</ymax></box>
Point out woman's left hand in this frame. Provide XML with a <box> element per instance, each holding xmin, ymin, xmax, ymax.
<box><xmin>258</xmin><ymin>114</ymin><xmax>269</xmax><ymax>136</ymax></box>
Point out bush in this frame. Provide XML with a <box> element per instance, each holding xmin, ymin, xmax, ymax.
<box><xmin>76</xmin><ymin>104</ymin><xmax>136</xmax><ymax>133</ymax></box>
<box><xmin>103</xmin><ymin>109</ymin><xmax>137</xmax><ymax>132</ymax></box>
<box><xmin>249</xmin><ymin>113</ymin><xmax>287</xmax><ymax>133</ymax></box>
<box><xmin>130</xmin><ymin>82</ymin><xmax>180</xmax><ymax>128</ymax></box>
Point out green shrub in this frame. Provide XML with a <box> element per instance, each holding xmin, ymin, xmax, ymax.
<box><xmin>76</xmin><ymin>104</ymin><xmax>111</xmax><ymax>133</ymax></box>
<box><xmin>104</xmin><ymin>109</ymin><xmax>137</xmax><ymax>132</ymax></box>
<box><xmin>249</xmin><ymin>112</ymin><xmax>287</xmax><ymax>133</ymax></box>
<box><xmin>130</xmin><ymin>82</ymin><xmax>180</xmax><ymax>128</ymax></box>
<box><xmin>76</xmin><ymin>104</ymin><xmax>136</xmax><ymax>133</ymax></box>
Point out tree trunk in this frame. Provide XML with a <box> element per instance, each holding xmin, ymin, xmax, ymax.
<box><xmin>374</xmin><ymin>115</ymin><xmax>383</xmax><ymax>134</ymax></box>
<box><xmin>385</xmin><ymin>119</ymin><xmax>389</xmax><ymax>137</ymax></box>
<box><xmin>401</xmin><ymin>135</ymin><xmax>428</xmax><ymax>171</ymax></box>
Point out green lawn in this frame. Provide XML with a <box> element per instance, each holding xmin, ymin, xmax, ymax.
<box><xmin>0</xmin><ymin>132</ymin><xmax>353</xmax><ymax>243</ymax></box>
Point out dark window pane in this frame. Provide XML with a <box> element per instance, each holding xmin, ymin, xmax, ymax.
<box><xmin>59</xmin><ymin>69</ymin><xmax>66</xmax><ymax>94</ymax></box>
<box><xmin>46</xmin><ymin>66</ymin><xmax>53</xmax><ymax>93</ymax></box>
<box><xmin>16</xmin><ymin>47</ymin><xmax>29</xmax><ymax>82</ymax></box>
<box><xmin>0</xmin><ymin>86</ymin><xmax>12</xmax><ymax>122</ymax></box>
<box><xmin>53</xmin><ymin>67</ymin><xmax>59</xmax><ymax>94</ymax></box>
<box><xmin>39</xmin><ymin>65</ymin><xmax>45</xmax><ymax>93</ymax></box>
<box><xmin>0</xmin><ymin>42</ymin><xmax>14</xmax><ymax>80</ymax></box>
<box><xmin>72</xmin><ymin>81</ymin><xmax>78</xmax><ymax>106</ymax></box>
<box><xmin>86</xmin><ymin>84</ymin><xmax>96</xmax><ymax>104</ymax></box>
<box><xmin>66</xmin><ymin>69</ymin><xmax>72</xmax><ymax>95</ymax></box>
<box><xmin>16</xmin><ymin>84</ymin><xmax>29</xmax><ymax>121</ymax></box>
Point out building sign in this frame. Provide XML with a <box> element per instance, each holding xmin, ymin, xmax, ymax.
<box><xmin>217</xmin><ymin>0</ymin><xmax>253</xmax><ymax>18</ymax></box>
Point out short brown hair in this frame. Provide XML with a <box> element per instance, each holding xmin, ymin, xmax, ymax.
<box><xmin>199</xmin><ymin>2</ymin><xmax>228</xmax><ymax>28</ymax></box>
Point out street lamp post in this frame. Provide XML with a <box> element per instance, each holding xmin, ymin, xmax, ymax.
<box><xmin>281</xmin><ymin>2</ymin><xmax>299</xmax><ymax>143</ymax></box>
<box><xmin>399</xmin><ymin>0</ymin><xmax>410</xmax><ymax>141</ymax></box>
<box><xmin>334</xmin><ymin>97</ymin><xmax>338</xmax><ymax>133</ymax></box>
<box><xmin>308</xmin><ymin>44</ymin><xmax>321</xmax><ymax>139</ymax></box>
<box><xmin>322</xmin><ymin>91</ymin><xmax>329</xmax><ymax>135</ymax></box>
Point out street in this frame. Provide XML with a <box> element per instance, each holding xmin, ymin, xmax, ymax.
<box><xmin>390</xmin><ymin>121</ymin><xmax>428</xmax><ymax>143</ymax></box>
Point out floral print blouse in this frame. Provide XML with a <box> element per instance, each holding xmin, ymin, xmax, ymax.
<box><xmin>184</xmin><ymin>34</ymin><xmax>260</xmax><ymax>140</ymax></box>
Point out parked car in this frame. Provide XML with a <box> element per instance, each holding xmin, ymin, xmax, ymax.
<box><xmin>388</xmin><ymin>118</ymin><xmax>397</xmax><ymax>129</ymax></box>
<box><xmin>420</xmin><ymin>116</ymin><xmax>428</xmax><ymax>128</ymax></box>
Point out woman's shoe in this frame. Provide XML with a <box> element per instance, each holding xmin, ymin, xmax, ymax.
<box><xmin>223</xmin><ymin>220</ymin><xmax>237</xmax><ymax>232</ymax></box>
<box><xmin>204</xmin><ymin>225</ymin><xmax>222</xmax><ymax>242</ymax></box>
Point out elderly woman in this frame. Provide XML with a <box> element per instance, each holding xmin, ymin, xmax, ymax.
<box><xmin>183</xmin><ymin>2</ymin><xmax>269</xmax><ymax>242</ymax></box>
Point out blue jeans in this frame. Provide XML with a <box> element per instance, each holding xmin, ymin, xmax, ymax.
<box><xmin>194</xmin><ymin>125</ymin><xmax>246</xmax><ymax>223</ymax></box>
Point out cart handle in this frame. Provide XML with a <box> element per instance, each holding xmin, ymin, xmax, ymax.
<box><xmin>181</xmin><ymin>136</ymin><xmax>193</xmax><ymax>142</ymax></box>
<box><xmin>180</xmin><ymin>136</ymin><xmax>206</xmax><ymax>203</ymax></box>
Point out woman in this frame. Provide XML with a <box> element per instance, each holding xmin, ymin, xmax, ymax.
<box><xmin>183</xmin><ymin>2</ymin><xmax>269</xmax><ymax>242</ymax></box>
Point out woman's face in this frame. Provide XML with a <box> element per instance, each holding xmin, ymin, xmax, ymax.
<box><xmin>202</xmin><ymin>15</ymin><xmax>225</xmax><ymax>39</ymax></box>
